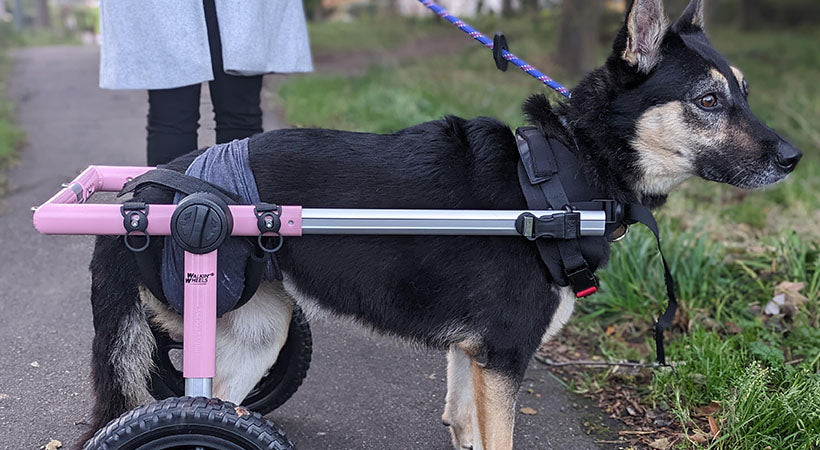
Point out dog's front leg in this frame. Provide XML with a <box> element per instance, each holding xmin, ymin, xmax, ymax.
<box><xmin>444</xmin><ymin>345</ymin><xmax>519</xmax><ymax>450</ymax></box>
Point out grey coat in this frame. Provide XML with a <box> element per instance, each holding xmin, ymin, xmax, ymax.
<box><xmin>99</xmin><ymin>0</ymin><xmax>313</xmax><ymax>90</ymax></box>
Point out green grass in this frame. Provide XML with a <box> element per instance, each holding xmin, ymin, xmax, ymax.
<box><xmin>278</xmin><ymin>14</ymin><xmax>820</xmax><ymax>449</ymax></box>
<box><xmin>0</xmin><ymin>50</ymin><xmax>24</xmax><ymax>194</ymax></box>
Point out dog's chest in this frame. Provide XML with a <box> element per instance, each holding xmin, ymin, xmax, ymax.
<box><xmin>541</xmin><ymin>287</ymin><xmax>575</xmax><ymax>343</ymax></box>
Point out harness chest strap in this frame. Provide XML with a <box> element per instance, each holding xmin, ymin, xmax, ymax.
<box><xmin>514</xmin><ymin>127</ymin><xmax>678</xmax><ymax>365</ymax></box>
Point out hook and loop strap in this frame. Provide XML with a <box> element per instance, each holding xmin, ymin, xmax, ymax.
<box><xmin>625</xmin><ymin>203</ymin><xmax>677</xmax><ymax>366</ymax></box>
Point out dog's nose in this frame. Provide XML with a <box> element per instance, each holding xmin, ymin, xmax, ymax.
<box><xmin>775</xmin><ymin>141</ymin><xmax>802</xmax><ymax>173</ymax></box>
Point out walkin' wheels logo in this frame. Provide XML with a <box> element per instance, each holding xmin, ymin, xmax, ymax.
<box><xmin>185</xmin><ymin>272</ymin><xmax>216</xmax><ymax>285</ymax></box>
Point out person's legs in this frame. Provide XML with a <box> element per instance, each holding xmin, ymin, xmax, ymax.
<box><xmin>203</xmin><ymin>0</ymin><xmax>263</xmax><ymax>144</ymax></box>
<box><xmin>146</xmin><ymin>84</ymin><xmax>201</xmax><ymax>165</ymax></box>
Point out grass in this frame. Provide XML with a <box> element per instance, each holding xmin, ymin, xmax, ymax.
<box><xmin>0</xmin><ymin>50</ymin><xmax>24</xmax><ymax>195</ymax></box>
<box><xmin>278</xmin><ymin>12</ymin><xmax>820</xmax><ymax>449</ymax></box>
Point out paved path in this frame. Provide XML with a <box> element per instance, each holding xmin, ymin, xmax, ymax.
<box><xmin>0</xmin><ymin>46</ymin><xmax>619</xmax><ymax>449</ymax></box>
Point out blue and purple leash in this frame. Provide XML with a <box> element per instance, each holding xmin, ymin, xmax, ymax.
<box><xmin>418</xmin><ymin>0</ymin><xmax>571</xmax><ymax>99</ymax></box>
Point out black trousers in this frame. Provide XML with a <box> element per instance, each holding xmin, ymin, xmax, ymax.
<box><xmin>146</xmin><ymin>0</ymin><xmax>263</xmax><ymax>166</ymax></box>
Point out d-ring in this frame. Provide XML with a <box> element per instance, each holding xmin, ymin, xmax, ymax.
<box><xmin>258</xmin><ymin>234</ymin><xmax>284</xmax><ymax>254</ymax></box>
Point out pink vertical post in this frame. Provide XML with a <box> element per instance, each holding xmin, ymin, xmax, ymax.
<box><xmin>182</xmin><ymin>250</ymin><xmax>218</xmax><ymax>396</ymax></box>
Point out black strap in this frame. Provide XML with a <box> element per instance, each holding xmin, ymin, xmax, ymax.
<box><xmin>625</xmin><ymin>203</ymin><xmax>677</xmax><ymax>366</ymax></box>
<box><xmin>119</xmin><ymin>168</ymin><xmax>269</xmax><ymax>312</ymax></box>
<box><xmin>119</xmin><ymin>168</ymin><xmax>242</xmax><ymax>205</ymax></box>
<box><xmin>517</xmin><ymin>129</ymin><xmax>599</xmax><ymax>295</ymax></box>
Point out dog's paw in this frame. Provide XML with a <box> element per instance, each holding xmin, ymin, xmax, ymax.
<box><xmin>447</xmin><ymin>421</ymin><xmax>476</xmax><ymax>450</ymax></box>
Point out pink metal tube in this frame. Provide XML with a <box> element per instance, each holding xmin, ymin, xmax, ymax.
<box><xmin>33</xmin><ymin>204</ymin><xmax>302</xmax><ymax>236</ymax></box>
<box><xmin>32</xmin><ymin>165</ymin><xmax>303</xmax><ymax>236</ymax></box>
<box><xmin>182</xmin><ymin>251</ymin><xmax>218</xmax><ymax>379</ymax></box>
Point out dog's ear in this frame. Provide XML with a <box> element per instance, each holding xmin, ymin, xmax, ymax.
<box><xmin>618</xmin><ymin>0</ymin><xmax>668</xmax><ymax>74</ymax></box>
<box><xmin>674</xmin><ymin>0</ymin><xmax>705</xmax><ymax>33</ymax></box>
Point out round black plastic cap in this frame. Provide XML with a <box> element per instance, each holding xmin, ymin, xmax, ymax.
<box><xmin>170</xmin><ymin>193</ymin><xmax>233</xmax><ymax>254</ymax></box>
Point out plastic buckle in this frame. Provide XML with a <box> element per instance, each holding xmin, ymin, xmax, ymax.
<box><xmin>566</xmin><ymin>264</ymin><xmax>598</xmax><ymax>298</ymax></box>
<box><xmin>254</xmin><ymin>203</ymin><xmax>283</xmax><ymax>254</ymax></box>
<box><xmin>516</xmin><ymin>211</ymin><xmax>580</xmax><ymax>241</ymax></box>
<box><xmin>121</xmin><ymin>202</ymin><xmax>150</xmax><ymax>252</ymax></box>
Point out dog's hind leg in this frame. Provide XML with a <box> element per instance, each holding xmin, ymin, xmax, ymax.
<box><xmin>212</xmin><ymin>282</ymin><xmax>293</xmax><ymax>404</ymax></box>
<box><xmin>84</xmin><ymin>238</ymin><xmax>156</xmax><ymax>444</ymax></box>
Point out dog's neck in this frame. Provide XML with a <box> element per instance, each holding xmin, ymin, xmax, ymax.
<box><xmin>523</xmin><ymin>94</ymin><xmax>669</xmax><ymax>210</ymax></box>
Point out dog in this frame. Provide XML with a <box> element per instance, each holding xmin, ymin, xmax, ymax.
<box><xmin>84</xmin><ymin>0</ymin><xmax>802</xmax><ymax>448</ymax></box>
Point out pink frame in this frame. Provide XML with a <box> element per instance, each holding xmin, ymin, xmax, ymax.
<box><xmin>32</xmin><ymin>166</ymin><xmax>303</xmax><ymax>397</ymax></box>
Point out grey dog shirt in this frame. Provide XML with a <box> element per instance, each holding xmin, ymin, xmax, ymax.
<box><xmin>161</xmin><ymin>138</ymin><xmax>276</xmax><ymax>316</ymax></box>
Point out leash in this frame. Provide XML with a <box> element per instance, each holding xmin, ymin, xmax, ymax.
<box><xmin>417</xmin><ymin>0</ymin><xmax>572</xmax><ymax>99</ymax></box>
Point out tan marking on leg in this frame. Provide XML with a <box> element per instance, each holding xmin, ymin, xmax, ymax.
<box><xmin>470</xmin><ymin>360</ymin><xmax>517</xmax><ymax>450</ymax></box>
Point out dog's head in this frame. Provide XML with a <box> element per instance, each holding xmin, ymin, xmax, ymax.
<box><xmin>574</xmin><ymin>0</ymin><xmax>802</xmax><ymax>197</ymax></box>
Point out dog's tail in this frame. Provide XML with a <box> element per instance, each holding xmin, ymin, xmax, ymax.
<box><xmin>81</xmin><ymin>236</ymin><xmax>156</xmax><ymax>446</ymax></box>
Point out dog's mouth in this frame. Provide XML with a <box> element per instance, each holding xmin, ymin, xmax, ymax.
<box><xmin>698</xmin><ymin>158</ymin><xmax>795</xmax><ymax>190</ymax></box>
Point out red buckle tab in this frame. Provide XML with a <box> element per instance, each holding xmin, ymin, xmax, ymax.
<box><xmin>575</xmin><ymin>287</ymin><xmax>598</xmax><ymax>298</ymax></box>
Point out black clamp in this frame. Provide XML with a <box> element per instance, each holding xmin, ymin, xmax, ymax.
<box><xmin>254</xmin><ymin>203</ymin><xmax>283</xmax><ymax>254</ymax></box>
<box><xmin>493</xmin><ymin>32</ymin><xmax>509</xmax><ymax>72</ymax></box>
<box><xmin>516</xmin><ymin>211</ymin><xmax>580</xmax><ymax>241</ymax></box>
<box><xmin>121</xmin><ymin>202</ymin><xmax>150</xmax><ymax>252</ymax></box>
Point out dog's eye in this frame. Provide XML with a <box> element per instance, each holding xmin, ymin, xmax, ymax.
<box><xmin>699</xmin><ymin>94</ymin><xmax>719</xmax><ymax>109</ymax></box>
<box><xmin>742</xmin><ymin>80</ymin><xmax>750</xmax><ymax>98</ymax></box>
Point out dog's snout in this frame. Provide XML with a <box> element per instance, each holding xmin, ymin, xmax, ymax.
<box><xmin>775</xmin><ymin>141</ymin><xmax>802</xmax><ymax>173</ymax></box>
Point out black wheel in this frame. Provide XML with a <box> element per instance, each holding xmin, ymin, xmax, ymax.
<box><xmin>148</xmin><ymin>305</ymin><xmax>312</xmax><ymax>415</ymax></box>
<box><xmin>83</xmin><ymin>396</ymin><xmax>294</xmax><ymax>450</ymax></box>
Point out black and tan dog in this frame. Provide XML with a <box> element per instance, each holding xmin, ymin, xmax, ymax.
<box><xmin>85</xmin><ymin>0</ymin><xmax>801</xmax><ymax>448</ymax></box>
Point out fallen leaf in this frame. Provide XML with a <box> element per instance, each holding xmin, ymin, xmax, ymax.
<box><xmin>695</xmin><ymin>401</ymin><xmax>720</xmax><ymax>417</ymax></box>
<box><xmin>648</xmin><ymin>437</ymin><xmax>672</xmax><ymax>449</ymax></box>
<box><xmin>605</xmin><ymin>325</ymin><xmax>617</xmax><ymax>336</ymax></box>
<box><xmin>427</xmin><ymin>373</ymin><xmax>437</xmax><ymax>380</ymax></box>
<box><xmin>44</xmin><ymin>439</ymin><xmax>62</xmax><ymax>450</ymax></box>
<box><xmin>775</xmin><ymin>281</ymin><xmax>808</xmax><ymax>317</ymax></box>
<box><xmin>708</xmin><ymin>416</ymin><xmax>720</xmax><ymax>436</ymax></box>
<box><xmin>689</xmin><ymin>432</ymin><xmax>710</xmax><ymax>444</ymax></box>
<box><xmin>519</xmin><ymin>407</ymin><xmax>537</xmax><ymax>415</ymax></box>
<box><xmin>234</xmin><ymin>406</ymin><xmax>250</xmax><ymax>418</ymax></box>
<box><xmin>30</xmin><ymin>361</ymin><xmax>40</xmax><ymax>368</ymax></box>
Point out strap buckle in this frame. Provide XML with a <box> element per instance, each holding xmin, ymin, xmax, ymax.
<box><xmin>516</xmin><ymin>211</ymin><xmax>580</xmax><ymax>241</ymax></box>
<box><xmin>566</xmin><ymin>264</ymin><xmax>598</xmax><ymax>298</ymax></box>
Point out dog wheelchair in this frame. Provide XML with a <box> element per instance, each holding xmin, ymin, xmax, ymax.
<box><xmin>31</xmin><ymin>164</ymin><xmax>611</xmax><ymax>449</ymax></box>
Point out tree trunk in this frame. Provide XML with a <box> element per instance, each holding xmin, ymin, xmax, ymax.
<box><xmin>36</xmin><ymin>0</ymin><xmax>51</xmax><ymax>28</ymax></box>
<box><xmin>502</xmin><ymin>0</ymin><xmax>514</xmax><ymax>17</ymax></box>
<box><xmin>557</xmin><ymin>0</ymin><xmax>604</xmax><ymax>77</ymax></box>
